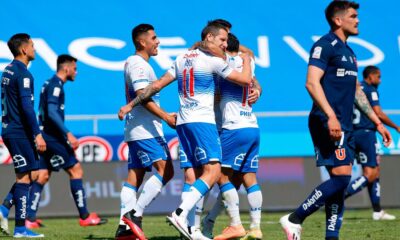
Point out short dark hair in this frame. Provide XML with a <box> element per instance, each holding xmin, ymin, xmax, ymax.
<box><xmin>131</xmin><ymin>24</ymin><xmax>154</xmax><ymax>50</ymax></box>
<box><xmin>57</xmin><ymin>54</ymin><xmax>77</xmax><ymax>71</ymax></box>
<box><xmin>325</xmin><ymin>1</ymin><xmax>359</xmax><ymax>28</ymax></box>
<box><xmin>207</xmin><ymin>19</ymin><xmax>232</xmax><ymax>30</ymax></box>
<box><xmin>7</xmin><ymin>33</ymin><xmax>31</xmax><ymax>57</ymax></box>
<box><xmin>201</xmin><ymin>23</ymin><xmax>228</xmax><ymax>41</ymax></box>
<box><xmin>362</xmin><ymin>65</ymin><xmax>380</xmax><ymax>79</ymax></box>
<box><xmin>226</xmin><ymin>33</ymin><xmax>239</xmax><ymax>53</ymax></box>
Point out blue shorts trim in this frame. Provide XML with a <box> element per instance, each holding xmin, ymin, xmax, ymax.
<box><xmin>220</xmin><ymin>128</ymin><xmax>260</xmax><ymax>173</ymax></box>
<box><xmin>3</xmin><ymin>138</ymin><xmax>39</xmax><ymax>173</ymax></box>
<box><xmin>39</xmin><ymin>140</ymin><xmax>78</xmax><ymax>171</ymax></box>
<box><xmin>177</xmin><ymin>123</ymin><xmax>221</xmax><ymax>169</ymax></box>
<box><xmin>128</xmin><ymin>137</ymin><xmax>171</xmax><ymax>171</ymax></box>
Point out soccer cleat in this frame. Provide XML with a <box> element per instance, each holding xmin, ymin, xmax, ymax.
<box><xmin>26</xmin><ymin>219</ymin><xmax>45</xmax><ymax>229</ymax></box>
<box><xmin>372</xmin><ymin>210</ymin><xmax>396</xmax><ymax>220</ymax></box>
<box><xmin>79</xmin><ymin>212</ymin><xmax>108</xmax><ymax>226</ymax></box>
<box><xmin>191</xmin><ymin>228</ymin><xmax>212</xmax><ymax>240</ymax></box>
<box><xmin>0</xmin><ymin>205</ymin><xmax>9</xmax><ymax>235</ymax></box>
<box><xmin>240</xmin><ymin>227</ymin><xmax>263</xmax><ymax>240</ymax></box>
<box><xmin>122</xmin><ymin>210</ymin><xmax>146</xmax><ymax>240</ymax></box>
<box><xmin>166</xmin><ymin>211</ymin><xmax>191</xmax><ymax>240</ymax></box>
<box><xmin>280</xmin><ymin>214</ymin><xmax>302</xmax><ymax>240</ymax></box>
<box><xmin>201</xmin><ymin>217</ymin><xmax>214</xmax><ymax>239</ymax></box>
<box><xmin>13</xmin><ymin>226</ymin><xmax>44</xmax><ymax>238</ymax></box>
<box><xmin>214</xmin><ymin>225</ymin><xmax>246</xmax><ymax>240</ymax></box>
<box><xmin>115</xmin><ymin>224</ymin><xmax>137</xmax><ymax>240</ymax></box>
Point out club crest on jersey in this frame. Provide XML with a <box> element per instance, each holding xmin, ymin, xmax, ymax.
<box><xmin>335</xmin><ymin>148</ymin><xmax>346</xmax><ymax>160</ymax></box>
<box><xmin>23</xmin><ymin>78</ymin><xmax>30</xmax><ymax>88</ymax></box>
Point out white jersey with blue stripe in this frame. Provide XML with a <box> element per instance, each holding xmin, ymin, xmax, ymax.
<box><xmin>124</xmin><ymin>55</ymin><xmax>163</xmax><ymax>141</ymax></box>
<box><xmin>167</xmin><ymin>49</ymin><xmax>233</xmax><ymax>125</ymax></box>
<box><xmin>219</xmin><ymin>54</ymin><xmax>258</xmax><ymax>130</ymax></box>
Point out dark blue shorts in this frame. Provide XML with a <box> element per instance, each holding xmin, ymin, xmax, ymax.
<box><xmin>39</xmin><ymin>140</ymin><xmax>78</xmax><ymax>171</ymax></box>
<box><xmin>3</xmin><ymin>138</ymin><xmax>39</xmax><ymax>173</ymax></box>
<box><xmin>127</xmin><ymin>136</ymin><xmax>171</xmax><ymax>171</ymax></box>
<box><xmin>309</xmin><ymin>118</ymin><xmax>355</xmax><ymax>167</ymax></box>
<box><xmin>354</xmin><ymin>129</ymin><xmax>379</xmax><ymax>167</ymax></box>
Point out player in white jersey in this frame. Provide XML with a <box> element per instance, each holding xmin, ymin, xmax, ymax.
<box><xmin>118</xmin><ymin>22</ymin><xmax>252</xmax><ymax>239</ymax></box>
<box><xmin>202</xmin><ymin>33</ymin><xmax>263</xmax><ymax>240</ymax></box>
<box><xmin>115</xmin><ymin>24</ymin><xmax>176</xmax><ymax>240</ymax></box>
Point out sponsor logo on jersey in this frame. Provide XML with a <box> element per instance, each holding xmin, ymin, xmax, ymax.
<box><xmin>75</xmin><ymin>136</ymin><xmax>113</xmax><ymax>162</ymax></box>
<box><xmin>336</xmin><ymin>68</ymin><xmax>357</xmax><ymax>77</ymax></box>
<box><xmin>371</xmin><ymin>92</ymin><xmax>379</xmax><ymax>101</ymax></box>
<box><xmin>312</xmin><ymin>46</ymin><xmax>322</xmax><ymax>59</ymax></box>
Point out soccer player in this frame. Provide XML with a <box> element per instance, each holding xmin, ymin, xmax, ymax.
<box><xmin>20</xmin><ymin>54</ymin><xmax>106</xmax><ymax>229</ymax></box>
<box><xmin>345</xmin><ymin>66</ymin><xmax>398</xmax><ymax>220</ymax></box>
<box><xmin>279</xmin><ymin>2</ymin><xmax>392</xmax><ymax>240</ymax></box>
<box><xmin>0</xmin><ymin>33</ymin><xmax>46</xmax><ymax>238</ymax></box>
<box><xmin>118</xmin><ymin>22</ymin><xmax>252</xmax><ymax>239</ymax></box>
<box><xmin>115</xmin><ymin>24</ymin><xmax>176</xmax><ymax>240</ymax></box>
<box><xmin>201</xmin><ymin>33</ymin><xmax>263</xmax><ymax>240</ymax></box>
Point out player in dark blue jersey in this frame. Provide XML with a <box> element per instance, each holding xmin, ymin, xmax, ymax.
<box><xmin>25</xmin><ymin>54</ymin><xmax>106</xmax><ymax>228</ymax></box>
<box><xmin>279</xmin><ymin>2</ymin><xmax>392</xmax><ymax>240</ymax></box>
<box><xmin>345</xmin><ymin>66</ymin><xmax>398</xmax><ymax>220</ymax></box>
<box><xmin>0</xmin><ymin>33</ymin><xmax>46</xmax><ymax>238</ymax></box>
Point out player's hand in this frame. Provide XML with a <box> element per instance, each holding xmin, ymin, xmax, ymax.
<box><xmin>67</xmin><ymin>132</ymin><xmax>79</xmax><ymax>150</ymax></box>
<box><xmin>248</xmin><ymin>88</ymin><xmax>261</xmax><ymax>105</ymax></box>
<box><xmin>165</xmin><ymin>113</ymin><xmax>177</xmax><ymax>129</ymax></box>
<box><xmin>327</xmin><ymin>116</ymin><xmax>342</xmax><ymax>141</ymax></box>
<box><xmin>35</xmin><ymin>134</ymin><xmax>47</xmax><ymax>153</ymax></box>
<box><xmin>118</xmin><ymin>104</ymin><xmax>132</xmax><ymax>120</ymax></box>
<box><xmin>239</xmin><ymin>52</ymin><xmax>251</xmax><ymax>62</ymax></box>
<box><xmin>377</xmin><ymin>123</ymin><xmax>392</xmax><ymax>147</ymax></box>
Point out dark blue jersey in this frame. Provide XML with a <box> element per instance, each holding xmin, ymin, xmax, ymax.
<box><xmin>308</xmin><ymin>32</ymin><xmax>358</xmax><ymax>131</ymax></box>
<box><xmin>353</xmin><ymin>81</ymin><xmax>379</xmax><ymax>131</ymax></box>
<box><xmin>1</xmin><ymin>60</ymin><xmax>40</xmax><ymax>139</ymax></box>
<box><xmin>39</xmin><ymin>75</ymin><xmax>68</xmax><ymax>141</ymax></box>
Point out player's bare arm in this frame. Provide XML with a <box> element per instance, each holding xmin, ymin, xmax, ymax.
<box><xmin>248</xmin><ymin>77</ymin><xmax>262</xmax><ymax>105</ymax></box>
<box><xmin>305</xmin><ymin>65</ymin><xmax>341</xmax><ymax>141</ymax></box>
<box><xmin>355</xmin><ymin>83</ymin><xmax>392</xmax><ymax>146</ymax></box>
<box><xmin>372</xmin><ymin>105</ymin><xmax>400</xmax><ymax>132</ymax></box>
<box><xmin>118</xmin><ymin>72</ymin><xmax>175</xmax><ymax>120</ymax></box>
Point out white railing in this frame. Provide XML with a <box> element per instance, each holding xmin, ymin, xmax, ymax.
<box><xmin>63</xmin><ymin>110</ymin><xmax>400</xmax><ymax>134</ymax></box>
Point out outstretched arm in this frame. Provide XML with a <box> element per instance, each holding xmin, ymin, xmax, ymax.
<box><xmin>372</xmin><ymin>105</ymin><xmax>400</xmax><ymax>132</ymax></box>
<box><xmin>118</xmin><ymin>72</ymin><xmax>175</xmax><ymax>120</ymax></box>
<box><xmin>355</xmin><ymin>83</ymin><xmax>392</xmax><ymax>146</ymax></box>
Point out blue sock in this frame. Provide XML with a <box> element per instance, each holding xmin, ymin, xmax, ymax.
<box><xmin>293</xmin><ymin>175</ymin><xmax>351</xmax><ymax>223</ymax></box>
<box><xmin>3</xmin><ymin>183</ymin><xmax>16</xmax><ymax>210</ymax></box>
<box><xmin>14</xmin><ymin>183</ymin><xmax>30</xmax><ymax>227</ymax></box>
<box><xmin>325</xmin><ymin>188</ymin><xmax>345</xmax><ymax>239</ymax></box>
<box><xmin>26</xmin><ymin>181</ymin><xmax>44</xmax><ymax>221</ymax></box>
<box><xmin>368</xmin><ymin>178</ymin><xmax>381</xmax><ymax>212</ymax></box>
<box><xmin>70</xmin><ymin>179</ymin><xmax>89</xmax><ymax>219</ymax></box>
<box><xmin>345</xmin><ymin>175</ymin><xmax>368</xmax><ymax>198</ymax></box>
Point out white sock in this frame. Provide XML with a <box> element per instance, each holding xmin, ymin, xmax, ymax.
<box><xmin>178</xmin><ymin>179</ymin><xmax>210</xmax><ymax>220</ymax></box>
<box><xmin>205</xmin><ymin>192</ymin><xmax>224</xmax><ymax>223</ymax></box>
<box><xmin>119</xmin><ymin>183</ymin><xmax>137</xmax><ymax>225</ymax></box>
<box><xmin>247</xmin><ymin>185</ymin><xmax>262</xmax><ymax>229</ymax></box>
<box><xmin>221</xmin><ymin>183</ymin><xmax>241</xmax><ymax>226</ymax></box>
<box><xmin>182</xmin><ymin>188</ymin><xmax>196</xmax><ymax>226</ymax></box>
<box><xmin>134</xmin><ymin>174</ymin><xmax>164</xmax><ymax>217</ymax></box>
<box><xmin>194</xmin><ymin>195</ymin><xmax>205</xmax><ymax>229</ymax></box>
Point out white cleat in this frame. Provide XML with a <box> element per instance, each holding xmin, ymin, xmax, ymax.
<box><xmin>0</xmin><ymin>209</ymin><xmax>9</xmax><ymax>235</ymax></box>
<box><xmin>280</xmin><ymin>214</ymin><xmax>302</xmax><ymax>240</ymax></box>
<box><xmin>191</xmin><ymin>228</ymin><xmax>212</xmax><ymax>240</ymax></box>
<box><xmin>166</xmin><ymin>211</ymin><xmax>192</xmax><ymax>240</ymax></box>
<box><xmin>201</xmin><ymin>218</ymin><xmax>214</xmax><ymax>239</ymax></box>
<box><xmin>372</xmin><ymin>210</ymin><xmax>396</xmax><ymax>220</ymax></box>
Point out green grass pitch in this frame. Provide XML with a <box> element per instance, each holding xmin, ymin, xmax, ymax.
<box><xmin>2</xmin><ymin>209</ymin><xmax>399</xmax><ymax>239</ymax></box>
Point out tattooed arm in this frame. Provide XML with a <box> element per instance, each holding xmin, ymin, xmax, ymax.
<box><xmin>118</xmin><ymin>72</ymin><xmax>175</xmax><ymax>120</ymax></box>
<box><xmin>355</xmin><ymin>82</ymin><xmax>392</xmax><ymax>146</ymax></box>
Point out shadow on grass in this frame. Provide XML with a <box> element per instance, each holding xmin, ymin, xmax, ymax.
<box><xmin>149</xmin><ymin>237</ymin><xmax>185</xmax><ymax>240</ymax></box>
<box><xmin>84</xmin><ymin>235</ymin><xmax>114</xmax><ymax>240</ymax></box>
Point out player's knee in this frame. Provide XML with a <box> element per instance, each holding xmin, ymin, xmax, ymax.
<box><xmin>331</xmin><ymin>175</ymin><xmax>351</xmax><ymax>190</ymax></box>
<box><xmin>68</xmin><ymin>164</ymin><xmax>84</xmax><ymax>179</ymax></box>
<box><xmin>37</xmin><ymin>172</ymin><xmax>50</xmax><ymax>184</ymax></box>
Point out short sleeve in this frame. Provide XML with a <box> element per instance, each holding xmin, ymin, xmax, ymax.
<box><xmin>369</xmin><ymin>90</ymin><xmax>380</xmax><ymax>107</ymax></box>
<box><xmin>212</xmin><ymin>57</ymin><xmax>233</xmax><ymax>79</ymax></box>
<box><xmin>308</xmin><ymin>40</ymin><xmax>333</xmax><ymax>71</ymax></box>
<box><xmin>127</xmin><ymin>61</ymin><xmax>150</xmax><ymax>91</ymax></box>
